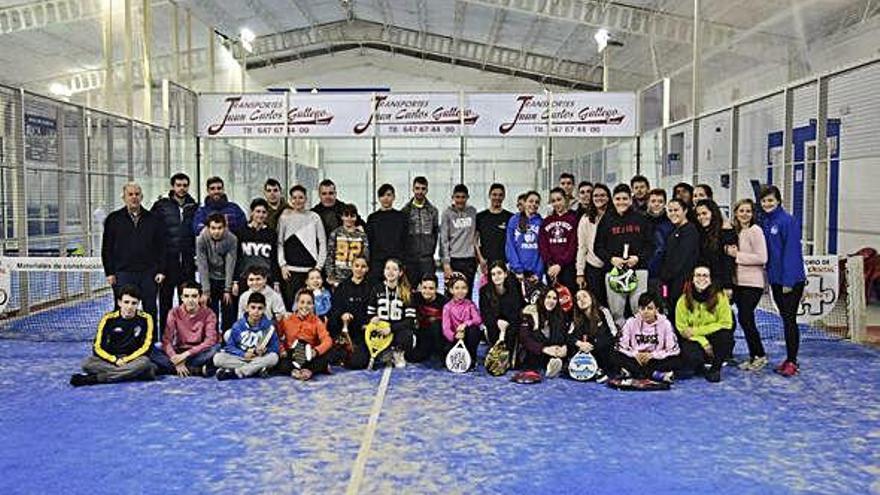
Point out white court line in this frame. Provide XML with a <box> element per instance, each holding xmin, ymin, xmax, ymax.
<box><xmin>345</xmin><ymin>365</ymin><xmax>392</xmax><ymax>495</ymax></box>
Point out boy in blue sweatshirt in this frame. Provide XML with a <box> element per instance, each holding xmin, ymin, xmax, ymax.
<box><xmin>214</xmin><ymin>292</ymin><xmax>279</xmax><ymax>380</ymax></box>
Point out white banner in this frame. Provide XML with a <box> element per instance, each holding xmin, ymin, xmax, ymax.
<box><xmin>0</xmin><ymin>258</ymin><xmax>10</xmax><ymax>313</ymax></box>
<box><xmin>468</xmin><ymin>92</ymin><xmax>637</xmax><ymax>137</ymax></box>
<box><xmin>0</xmin><ymin>257</ymin><xmax>104</xmax><ymax>272</ymax></box>
<box><xmin>797</xmin><ymin>255</ymin><xmax>839</xmax><ymax>323</ymax></box>
<box><xmin>359</xmin><ymin>93</ymin><xmax>479</xmax><ymax>137</ymax></box>
<box><xmin>198</xmin><ymin>93</ymin><xmax>288</xmax><ymax>137</ymax></box>
<box><xmin>287</xmin><ymin>93</ymin><xmax>370</xmax><ymax>137</ymax></box>
<box><xmin>198</xmin><ymin>92</ymin><xmax>637</xmax><ymax>138</ymax></box>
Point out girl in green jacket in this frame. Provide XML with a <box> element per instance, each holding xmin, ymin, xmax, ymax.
<box><xmin>675</xmin><ymin>265</ymin><xmax>734</xmax><ymax>383</ymax></box>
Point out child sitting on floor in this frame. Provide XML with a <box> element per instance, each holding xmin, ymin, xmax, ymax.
<box><xmin>214</xmin><ymin>292</ymin><xmax>279</xmax><ymax>380</ymax></box>
<box><xmin>610</xmin><ymin>291</ymin><xmax>681</xmax><ymax>384</ymax></box>
<box><xmin>277</xmin><ymin>290</ymin><xmax>335</xmax><ymax>381</ymax></box>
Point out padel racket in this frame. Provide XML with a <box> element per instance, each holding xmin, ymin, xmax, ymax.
<box><xmin>445</xmin><ymin>339</ymin><xmax>472</xmax><ymax>373</ymax></box>
<box><xmin>568</xmin><ymin>351</ymin><xmax>599</xmax><ymax>381</ymax></box>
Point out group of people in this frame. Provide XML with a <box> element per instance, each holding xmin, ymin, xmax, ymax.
<box><xmin>70</xmin><ymin>170</ymin><xmax>807</xmax><ymax>387</ymax></box>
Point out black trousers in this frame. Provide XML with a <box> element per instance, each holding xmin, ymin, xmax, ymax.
<box><xmin>439</xmin><ymin>325</ymin><xmax>482</xmax><ymax>365</ymax></box>
<box><xmin>406</xmin><ymin>257</ymin><xmax>436</xmax><ymax>290</ymax></box>
<box><xmin>610</xmin><ymin>351</ymin><xmax>683</xmax><ymax>379</ymax></box>
<box><xmin>350</xmin><ymin>320</ymin><xmax>415</xmax><ymax>368</ymax></box>
<box><xmin>280</xmin><ymin>271</ymin><xmax>308</xmax><ymax>311</ymax></box>
<box><xmin>771</xmin><ymin>282</ymin><xmax>805</xmax><ymax>363</ymax></box>
<box><xmin>407</xmin><ymin>321</ymin><xmax>443</xmax><ymax>363</ymax></box>
<box><xmin>550</xmin><ymin>263</ymin><xmax>578</xmax><ymax>301</ymax></box>
<box><xmin>114</xmin><ymin>270</ymin><xmax>158</xmax><ymax>338</ymax></box>
<box><xmin>450</xmin><ymin>257</ymin><xmax>478</xmax><ymax>300</ymax></box>
<box><xmin>484</xmin><ymin>318</ymin><xmax>517</xmax><ymax>350</ymax></box>
<box><xmin>679</xmin><ymin>329</ymin><xmax>735</xmax><ymax>373</ymax></box>
<box><xmin>157</xmin><ymin>254</ymin><xmax>195</xmax><ymax>334</ymax></box>
<box><xmin>276</xmin><ymin>348</ymin><xmax>335</xmax><ymax>375</ymax></box>
<box><xmin>585</xmin><ymin>264</ymin><xmax>607</xmax><ymax>307</ymax></box>
<box><xmin>208</xmin><ymin>279</ymin><xmax>238</xmax><ymax>332</ymax></box>
<box><xmin>734</xmin><ymin>286</ymin><xmax>766</xmax><ymax>358</ymax></box>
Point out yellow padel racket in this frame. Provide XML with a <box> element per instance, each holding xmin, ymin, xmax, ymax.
<box><xmin>365</xmin><ymin>320</ymin><xmax>393</xmax><ymax>369</ymax></box>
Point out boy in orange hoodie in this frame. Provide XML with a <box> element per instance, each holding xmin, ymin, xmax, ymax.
<box><xmin>277</xmin><ymin>289</ymin><xmax>335</xmax><ymax>380</ymax></box>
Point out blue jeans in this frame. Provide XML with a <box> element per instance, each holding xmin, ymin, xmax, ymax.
<box><xmin>151</xmin><ymin>344</ymin><xmax>220</xmax><ymax>374</ymax></box>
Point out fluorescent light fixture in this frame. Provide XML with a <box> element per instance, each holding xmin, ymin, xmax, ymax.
<box><xmin>49</xmin><ymin>82</ymin><xmax>72</xmax><ymax>97</ymax></box>
<box><xmin>594</xmin><ymin>28</ymin><xmax>609</xmax><ymax>53</ymax></box>
<box><xmin>240</xmin><ymin>27</ymin><xmax>256</xmax><ymax>53</ymax></box>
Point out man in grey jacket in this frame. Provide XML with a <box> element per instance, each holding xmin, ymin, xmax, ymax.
<box><xmin>401</xmin><ymin>176</ymin><xmax>439</xmax><ymax>288</ymax></box>
<box><xmin>196</xmin><ymin>213</ymin><xmax>238</xmax><ymax>331</ymax></box>
<box><xmin>440</xmin><ymin>184</ymin><xmax>478</xmax><ymax>299</ymax></box>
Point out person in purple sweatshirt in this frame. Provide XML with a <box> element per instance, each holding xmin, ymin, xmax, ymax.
<box><xmin>441</xmin><ymin>273</ymin><xmax>483</xmax><ymax>369</ymax></box>
<box><xmin>610</xmin><ymin>291</ymin><xmax>681</xmax><ymax>383</ymax></box>
<box><xmin>539</xmin><ymin>187</ymin><xmax>579</xmax><ymax>298</ymax></box>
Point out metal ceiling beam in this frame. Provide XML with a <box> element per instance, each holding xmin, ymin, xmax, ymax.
<box><xmin>451</xmin><ymin>0</ymin><xmax>466</xmax><ymax>64</ymax></box>
<box><xmin>376</xmin><ymin>0</ymin><xmax>394</xmax><ymax>28</ymax></box>
<box><xmin>338</xmin><ymin>0</ymin><xmax>354</xmax><ymax>22</ymax></box>
<box><xmin>246</xmin><ymin>19</ymin><xmax>604</xmax><ymax>88</ymax></box>
<box><xmin>459</xmin><ymin>0</ymin><xmax>752</xmax><ymax>48</ymax></box>
<box><xmin>0</xmin><ymin>0</ymin><xmax>103</xmax><ymax>35</ymax></box>
<box><xmin>481</xmin><ymin>8</ymin><xmax>507</xmax><ymax>67</ymax></box>
<box><xmin>289</xmin><ymin>0</ymin><xmax>319</xmax><ymax>30</ymax></box>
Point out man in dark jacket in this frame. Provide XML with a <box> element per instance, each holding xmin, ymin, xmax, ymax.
<box><xmin>192</xmin><ymin>176</ymin><xmax>247</xmax><ymax>235</ymax></box>
<box><xmin>400</xmin><ymin>176</ymin><xmax>439</xmax><ymax>288</ymax></box>
<box><xmin>101</xmin><ymin>182</ymin><xmax>165</xmax><ymax>326</ymax></box>
<box><xmin>311</xmin><ymin>179</ymin><xmax>364</xmax><ymax>241</ymax></box>
<box><xmin>151</xmin><ymin>172</ymin><xmax>197</xmax><ymax>333</ymax></box>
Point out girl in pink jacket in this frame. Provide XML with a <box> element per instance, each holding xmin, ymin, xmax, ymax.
<box><xmin>611</xmin><ymin>291</ymin><xmax>682</xmax><ymax>382</ymax></box>
<box><xmin>442</xmin><ymin>274</ymin><xmax>483</xmax><ymax>369</ymax></box>
<box><xmin>726</xmin><ymin>198</ymin><xmax>769</xmax><ymax>371</ymax></box>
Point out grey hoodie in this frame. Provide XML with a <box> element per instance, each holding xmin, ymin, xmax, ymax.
<box><xmin>439</xmin><ymin>205</ymin><xmax>477</xmax><ymax>263</ymax></box>
<box><xmin>196</xmin><ymin>229</ymin><xmax>238</xmax><ymax>291</ymax></box>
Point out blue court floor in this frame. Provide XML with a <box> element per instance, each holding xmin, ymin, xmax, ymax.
<box><xmin>0</xmin><ymin>336</ymin><xmax>878</xmax><ymax>495</ymax></box>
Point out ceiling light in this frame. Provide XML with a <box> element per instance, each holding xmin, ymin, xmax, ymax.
<box><xmin>240</xmin><ymin>28</ymin><xmax>255</xmax><ymax>53</ymax></box>
<box><xmin>594</xmin><ymin>29</ymin><xmax>609</xmax><ymax>53</ymax></box>
<box><xmin>49</xmin><ymin>82</ymin><xmax>72</xmax><ymax>97</ymax></box>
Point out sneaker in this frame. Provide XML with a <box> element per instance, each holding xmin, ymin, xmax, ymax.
<box><xmin>258</xmin><ymin>368</ymin><xmax>271</xmax><ymax>379</ymax></box>
<box><xmin>775</xmin><ymin>360</ymin><xmax>799</xmax><ymax>377</ymax></box>
<box><xmin>738</xmin><ymin>358</ymin><xmax>755</xmax><ymax>371</ymax></box>
<box><xmin>201</xmin><ymin>364</ymin><xmax>217</xmax><ymax>378</ymax></box>
<box><xmin>651</xmin><ymin>370</ymin><xmax>675</xmax><ymax>384</ymax></box>
<box><xmin>69</xmin><ymin>373</ymin><xmax>98</xmax><ymax>387</ymax></box>
<box><xmin>619</xmin><ymin>368</ymin><xmax>632</xmax><ymax>379</ymax></box>
<box><xmin>705</xmin><ymin>369</ymin><xmax>721</xmax><ymax>383</ymax></box>
<box><xmin>291</xmin><ymin>369</ymin><xmax>313</xmax><ymax>381</ymax></box>
<box><xmin>739</xmin><ymin>356</ymin><xmax>769</xmax><ymax>371</ymax></box>
<box><xmin>216</xmin><ymin>369</ymin><xmax>239</xmax><ymax>381</ymax></box>
<box><xmin>595</xmin><ymin>370</ymin><xmax>609</xmax><ymax>384</ymax></box>
<box><xmin>546</xmin><ymin>357</ymin><xmax>563</xmax><ymax>378</ymax></box>
<box><xmin>392</xmin><ymin>350</ymin><xmax>406</xmax><ymax>369</ymax></box>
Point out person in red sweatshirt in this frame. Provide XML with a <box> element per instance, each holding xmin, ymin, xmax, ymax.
<box><xmin>539</xmin><ymin>187</ymin><xmax>579</xmax><ymax>298</ymax></box>
<box><xmin>277</xmin><ymin>290</ymin><xmax>335</xmax><ymax>381</ymax></box>
<box><xmin>151</xmin><ymin>281</ymin><xmax>220</xmax><ymax>377</ymax></box>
